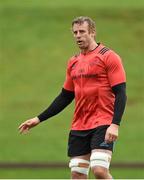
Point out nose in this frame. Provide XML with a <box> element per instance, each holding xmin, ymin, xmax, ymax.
<box><xmin>76</xmin><ymin>31</ymin><xmax>81</xmax><ymax>39</ymax></box>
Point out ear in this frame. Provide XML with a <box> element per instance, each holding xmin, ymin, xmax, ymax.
<box><xmin>91</xmin><ymin>30</ymin><xmax>96</xmax><ymax>39</ymax></box>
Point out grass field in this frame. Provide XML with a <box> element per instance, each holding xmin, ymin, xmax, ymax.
<box><xmin>1</xmin><ymin>168</ymin><xmax>144</xmax><ymax>179</ymax></box>
<box><xmin>1</xmin><ymin>0</ymin><xmax>144</xmax><ymax>178</ymax></box>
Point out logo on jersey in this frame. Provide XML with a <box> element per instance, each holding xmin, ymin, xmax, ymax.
<box><xmin>100</xmin><ymin>141</ymin><xmax>110</xmax><ymax>147</ymax></box>
<box><xmin>71</xmin><ymin>62</ymin><xmax>78</xmax><ymax>70</ymax></box>
<box><xmin>72</xmin><ymin>74</ymin><xmax>98</xmax><ymax>80</ymax></box>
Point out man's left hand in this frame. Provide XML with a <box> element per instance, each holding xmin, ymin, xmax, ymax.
<box><xmin>105</xmin><ymin>124</ymin><xmax>119</xmax><ymax>143</ymax></box>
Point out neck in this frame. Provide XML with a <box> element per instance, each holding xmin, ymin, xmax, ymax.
<box><xmin>81</xmin><ymin>41</ymin><xmax>98</xmax><ymax>54</ymax></box>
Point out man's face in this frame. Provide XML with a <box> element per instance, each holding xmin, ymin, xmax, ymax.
<box><xmin>72</xmin><ymin>21</ymin><xmax>95</xmax><ymax>49</ymax></box>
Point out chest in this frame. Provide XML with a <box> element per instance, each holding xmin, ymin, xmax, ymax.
<box><xmin>70</xmin><ymin>56</ymin><xmax>106</xmax><ymax>79</ymax></box>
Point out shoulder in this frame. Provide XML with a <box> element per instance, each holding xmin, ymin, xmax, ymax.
<box><xmin>98</xmin><ymin>44</ymin><xmax>120</xmax><ymax>57</ymax></box>
<box><xmin>97</xmin><ymin>45</ymin><xmax>111</xmax><ymax>56</ymax></box>
<box><xmin>98</xmin><ymin>44</ymin><xmax>122</xmax><ymax>65</ymax></box>
<box><xmin>105</xmin><ymin>50</ymin><xmax>123</xmax><ymax>66</ymax></box>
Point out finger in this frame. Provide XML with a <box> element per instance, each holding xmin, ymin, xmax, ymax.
<box><xmin>18</xmin><ymin>123</ymin><xmax>25</xmax><ymax>130</ymax></box>
<box><xmin>20</xmin><ymin>128</ymin><xmax>29</xmax><ymax>134</ymax></box>
<box><xmin>22</xmin><ymin>127</ymin><xmax>30</xmax><ymax>134</ymax></box>
<box><xmin>108</xmin><ymin>135</ymin><xmax>117</xmax><ymax>143</ymax></box>
<box><xmin>105</xmin><ymin>131</ymin><xmax>109</xmax><ymax>141</ymax></box>
<box><xmin>19</xmin><ymin>120</ymin><xmax>32</xmax><ymax>130</ymax></box>
<box><xmin>105</xmin><ymin>133</ymin><xmax>110</xmax><ymax>143</ymax></box>
<box><xmin>108</xmin><ymin>136</ymin><xmax>113</xmax><ymax>142</ymax></box>
<box><xmin>19</xmin><ymin>125</ymin><xmax>29</xmax><ymax>134</ymax></box>
<box><xmin>112</xmin><ymin>135</ymin><xmax>118</xmax><ymax>142</ymax></box>
<box><xmin>105</xmin><ymin>133</ymin><xmax>114</xmax><ymax>143</ymax></box>
<box><xmin>18</xmin><ymin>122</ymin><xmax>28</xmax><ymax>130</ymax></box>
<box><xmin>105</xmin><ymin>130</ymin><xmax>112</xmax><ymax>140</ymax></box>
<box><xmin>19</xmin><ymin>126</ymin><xmax>26</xmax><ymax>134</ymax></box>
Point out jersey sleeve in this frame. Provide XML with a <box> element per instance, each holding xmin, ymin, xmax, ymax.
<box><xmin>105</xmin><ymin>51</ymin><xmax>126</xmax><ymax>87</ymax></box>
<box><xmin>63</xmin><ymin>60</ymin><xmax>74</xmax><ymax>91</ymax></box>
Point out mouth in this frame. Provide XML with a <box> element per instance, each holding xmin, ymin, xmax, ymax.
<box><xmin>77</xmin><ymin>40</ymin><xmax>84</xmax><ymax>45</ymax></box>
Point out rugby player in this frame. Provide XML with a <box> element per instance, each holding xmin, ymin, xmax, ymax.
<box><xmin>19</xmin><ymin>16</ymin><xmax>127</xmax><ymax>179</ymax></box>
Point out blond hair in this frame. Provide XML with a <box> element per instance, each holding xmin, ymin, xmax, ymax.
<box><xmin>72</xmin><ymin>16</ymin><xmax>96</xmax><ymax>33</ymax></box>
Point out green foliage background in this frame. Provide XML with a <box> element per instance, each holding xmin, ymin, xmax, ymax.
<box><xmin>0</xmin><ymin>0</ymin><xmax>144</xmax><ymax>178</ymax></box>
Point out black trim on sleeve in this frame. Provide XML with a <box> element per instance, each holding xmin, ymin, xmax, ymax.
<box><xmin>112</xmin><ymin>82</ymin><xmax>127</xmax><ymax>125</ymax></box>
<box><xmin>37</xmin><ymin>88</ymin><xmax>74</xmax><ymax>122</ymax></box>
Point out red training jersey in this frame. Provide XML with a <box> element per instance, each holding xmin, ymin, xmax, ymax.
<box><xmin>63</xmin><ymin>44</ymin><xmax>126</xmax><ymax>130</ymax></box>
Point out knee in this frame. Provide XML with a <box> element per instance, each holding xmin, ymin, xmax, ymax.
<box><xmin>69</xmin><ymin>158</ymin><xmax>90</xmax><ymax>179</ymax></box>
<box><xmin>92</xmin><ymin>166</ymin><xmax>108</xmax><ymax>179</ymax></box>
<box><xmin>90</xmin><ymin>151</ymin><xmax>111</xmax><ymax>178</ymax></box>
<box><xmin>71</xmin><ymin>171</ymin><xmax>87</xmax><ymax>179</ymax></box>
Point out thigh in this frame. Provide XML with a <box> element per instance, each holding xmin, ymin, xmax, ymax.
<box><xmin>70</xmin><ymin>154</ymin><xmax>91</xmax><ymax>161</ymax></box>
<box><xmin>91</xmin><ymin>125</ymin><xmax>114</xmax><ymax>152</ymax></box>
<box><xmin>68</xmin><ymin>131</ymin><xmax>91</xmax><ymax>157</ymax></box>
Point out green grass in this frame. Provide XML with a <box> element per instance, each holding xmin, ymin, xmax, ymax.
<box><xmin>1</xmin><ymin>0</ymin><xmax>144</xmax><ymax>9</ymax></box>
<box><xmin>0</xmin><ymin>0</ymin><xmax>144</xmax><ymax>178</ymax></box>
<box><xmin>0</xmin><ymin>168</ymin><xmax>144</xmax><ymax>179</ymax></box>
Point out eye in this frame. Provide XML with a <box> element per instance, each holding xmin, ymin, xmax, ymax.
<box><xmin>79</xmin><ymin>30</ymin><xmax>86</xmax><ymax>34</ymax></box>
<box><xmin>73</xmin><ymin>31</ymin><xmax>77</xmax><ymax>35</ymax></box>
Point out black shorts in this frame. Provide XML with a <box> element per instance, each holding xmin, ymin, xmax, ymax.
<box><xmin>68</xmin><ymin>125</ymin><xmax>114</xmax><ymax>157</ymax></box>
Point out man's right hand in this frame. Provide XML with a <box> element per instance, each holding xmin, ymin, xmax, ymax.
<box><xmin>18</xmin><ymin>117</ymin><xmax>40</xmax><ymax>134</ymax></box>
